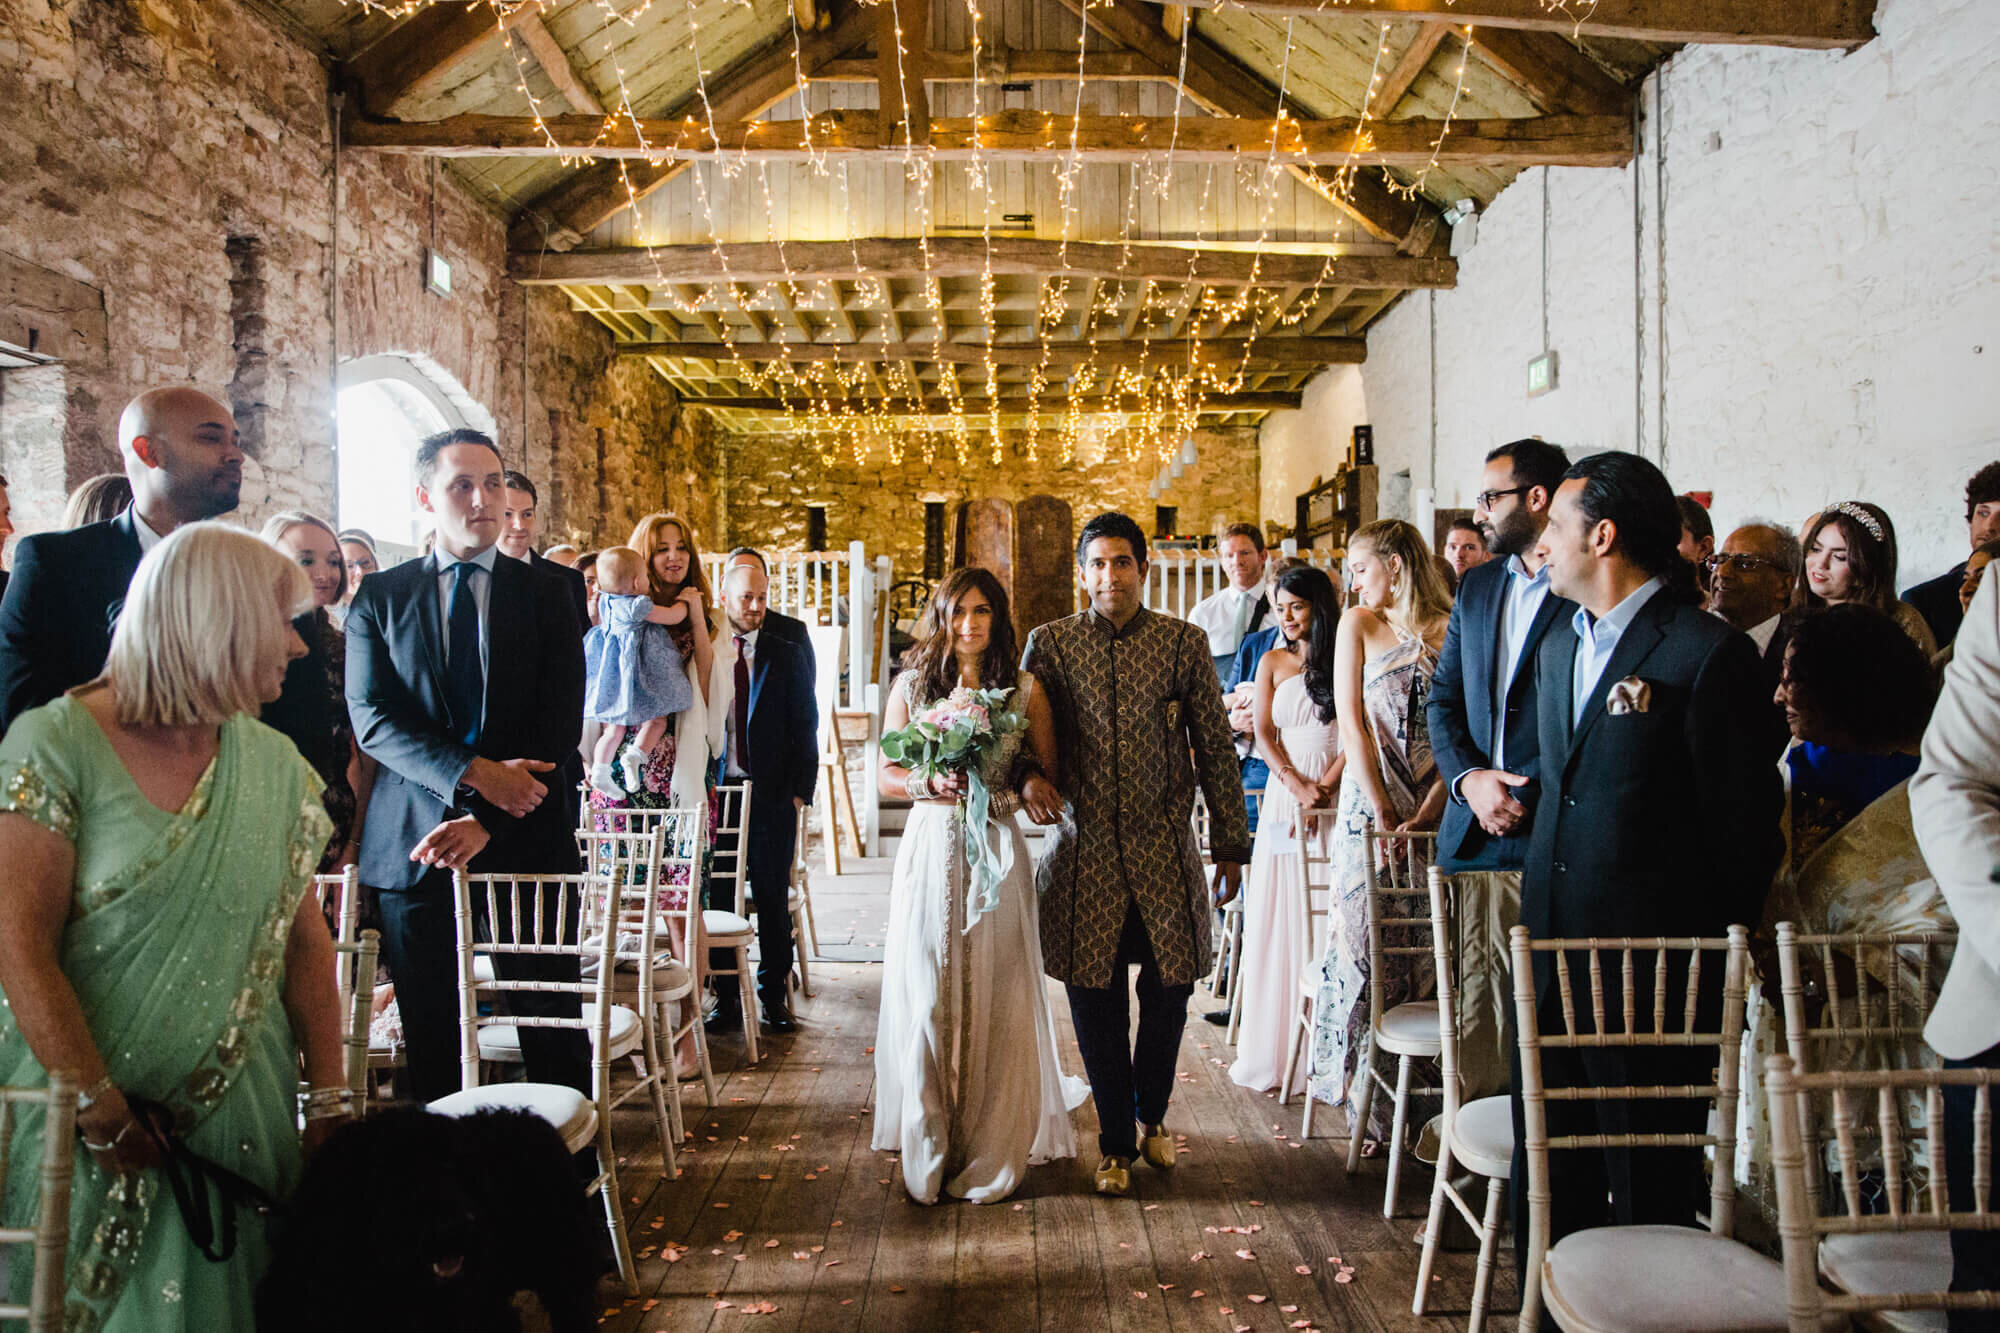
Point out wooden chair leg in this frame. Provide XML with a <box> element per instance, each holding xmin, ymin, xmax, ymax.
<box><xmin>1469</xmin><ymin>1175</ymin><xmax>1506</xmax><ymax>1333</ymax></box>
<box><xmin>1226</xmin><ymin>964</ymin><xmax>1247</xmax><ymax>1044</ymax></box>
<box><xmin>792</xmin><ymin>907</ymin><xmax>815</xmax><ymax>998</ymax></box>
<box><xmin>1345</xmin><ymin>1030</ymin><xmax>1378</xmax><ymax>1175</ymax></box>
<box><xmin>1382</xmin><ymin>1054</ymin><xmax>1416</xmax><ymax>1217</ymax></box>
<box><xmin>817</xmin><ymin>779</ymin><xmax>844</xmax><ymax>876</ymax></box>
<box><xmin>633</xmin><ymin>1011</ymin><xmax>677</xmax><ymax>1179</ymax></box>
<box><xmin>596</xmin><ymin>1131</ymin><xmax>638</xmax><ymax>1296</ymax></box>
<box><xmin>801</xmin><ymin>890</ymin><xmax>820</xmax><ymax>960</ymax></box>
<box><xmin>1412</xmin><ymin>1142</ymin><xmax>1453</xmax><ymax>1315</ymax></box>
<box><xmin>1280</xmin><ymin>1005</ymin><xmax>1306</xmax><ymax>1104</ymax></box>
<box><xmin>736</xmin><ymin>946</ymin><xmax>760</xmax><ymax>1065</ymax></box>
<box><xmin>691</xmin><ymin>999</ymin><xmax>717</xmax><ymax>1108</ymax></box>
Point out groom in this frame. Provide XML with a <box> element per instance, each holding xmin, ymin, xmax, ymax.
<box><xmin>1022</xmin><ymin>512</ymin><xmax>1249</xmax><ymax>1196</ymax></box>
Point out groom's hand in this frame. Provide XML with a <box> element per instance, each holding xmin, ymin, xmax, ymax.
<box><xmin>1211</xmin><ymin>860</ymin><xmax>1243</xmax><ymax>906</ymax></box>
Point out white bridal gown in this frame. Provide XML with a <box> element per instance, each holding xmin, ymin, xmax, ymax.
<box><xmin>1229</xmin><ymin>670</ymin><xmax>1341</xmax><ymax>1092</ymax></box>
<box><xmin>873</xmin><ymin>672</ymin><xmax>1089</xmax><ymax>1204</ymax></box>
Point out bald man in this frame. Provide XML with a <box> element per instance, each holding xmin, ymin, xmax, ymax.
<box><xmin>0</xmin><ymin>386</ymin><xmax>320</xmax><ymax>734</ymax></box>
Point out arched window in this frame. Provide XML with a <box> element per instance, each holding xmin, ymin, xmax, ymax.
<box><xmin>334</xmin><ymin>355</ymin><xmax>491</xmax><ymax>563</ymax></box>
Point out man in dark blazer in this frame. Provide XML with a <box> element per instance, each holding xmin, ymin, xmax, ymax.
<box><xmin>723</xmin><ymin>546</ymin><xmax>814</xmax><ymax>660</ymax></box>
<box><xmin>346</xmin><ymin>430</ymin><xmax>589</xmax><ymax>1104</ymax></box>
<box><xmin>1707</xmin><ymin>519</ymin><xmax>1802</xmax><ymax>762</ymax></box>
<box><xmin>0</xmin><ymin>387</ymin><xmax>331</xmax><ymax>758</ymax></box>
<box><xmin>1508</xmin><ymin>451</ymin><xmax>1782</xmax><ymax>1312</ymax></box>
<box><xmin>711</xmin><ymin>559</ymin><xmax>818</xmax><ymax>1033</ymax></box>
<box><xmin>500</xmin><ymin>470</ymin><xmax>588</xmax><ymax>826</ymax></box>
<box><xmin>1428</xmin><ymin>439</ymin><xmax>1572</xmax><ymax>877</ymax></box>
<box><xmin>1904</xmin><ymin>461</ymin><xmax>2000</xmax><ymax>650</ymax></box>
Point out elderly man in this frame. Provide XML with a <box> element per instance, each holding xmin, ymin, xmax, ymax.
<box><xmin>1708</xmin><ymin>519</ymin><xmax>1802</xmax><ymax>759</ymax></box>
<box><xmin>1024</xmin><ymin>512</ymin><xmax>1247</xmax><ymax>1196</ymax></box>
<box><xmin>1185</xmin><ymin>523</ymin><xmax>1269</xmax><ymax>681</ymax></box>
<box><xmin>0</xmin><ymin>387</ymin><xmax>329</xmax><ymax>758</ymax></box>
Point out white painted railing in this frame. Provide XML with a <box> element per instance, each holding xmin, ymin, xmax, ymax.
<box><xmin>1138</xmin><ymin>543</ymin><xmax>1344</xmax><ymax>620</ymax></box>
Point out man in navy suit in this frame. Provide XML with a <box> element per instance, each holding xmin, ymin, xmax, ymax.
<box><xmin>345</xmin><ymin>429</ymin><xmax>589</xmax><ymax>1104</ymax></box>
<box><xmin>0</xmin><ymin>387</ymin><xmax>332</xmax><ymax>758</ymax></box>
<box><xmin>723</xmin><ymin>546</ymin><xmax>815</xmax><ymax>663</ymax></box>
<box><xmin>1428</xmin><ymin>439</ymin><xmax>1572</xmax><ymax>878</ymax></box>
<box><xmin>1508</xmin><ymin>451</ymin><xmax>1782</xmax><ymax>1312</ymax></box>
<box><xmin>500</xmin><ymin>469</ymin><xmax>588</xmax><ymax>826</ymax></box>
<box><xmin>710</xmin><ymin>559</ymin><xmax>818</xmax><ymax>1033</ymax></box>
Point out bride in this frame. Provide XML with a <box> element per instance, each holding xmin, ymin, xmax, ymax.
<box><xmin>874</xmin><ymin>568</ymin><xmax>1088</xmax><ymax>1204</ymax></box>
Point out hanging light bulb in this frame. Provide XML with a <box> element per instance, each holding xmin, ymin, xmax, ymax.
<box><xmin>1178</xmin><ymin>436</ymin><xmax>1197</xmax><ymax>467</ymax></box>
<box><xmin>1169</xmin><ymin>459</ymin><xmax>1186</xmax><ymax>481</ymax></box>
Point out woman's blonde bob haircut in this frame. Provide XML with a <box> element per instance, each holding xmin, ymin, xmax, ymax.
<box><xmin>103</xmin><ymin>522</ymin><xmax>313</xmax><ymax>727</ymax></box>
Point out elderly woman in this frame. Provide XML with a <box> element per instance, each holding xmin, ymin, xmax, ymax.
<box><xmin>261</xmin><ymin>511</ymin><xmax>377</xmax><ymax>875</ymax></box>
<box><xmin>0</xmin><ymin>522</ymin><xmax>344</xmax><ymax>1328</ymax></box>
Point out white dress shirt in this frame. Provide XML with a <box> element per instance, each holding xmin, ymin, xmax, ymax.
<box><xmin>1490</xmin><ymin>555</ymin><xmax>1553</xmax><ymax>771</ymax></box>
<box><xmin>1187</xmin><ymin>583</ymin><xmax>1267</xmax><ymax>659</ymax></box>
<box><xmin>1571</xmin><ymin>576</ymin><xmax>1663</xmax><ymax>724</ymax></box>
<box><xmin>725</xmin><ymin>625</ymin><xmax>760</xmax><ymax>779</ymax></box>
<box><xmin>132</xmin><ymin>508</ymin><xmax>166</xmax><ymax>553</ymax></box>
<box><xmin>433</xmin><ymin>544</ymin><xmax>498</xmax><ymax>672</ymax></box>
<box><xmin>1746</xmin><ymin>613</ymin><xmax>1781</xmax><ymax>655</ymax></box>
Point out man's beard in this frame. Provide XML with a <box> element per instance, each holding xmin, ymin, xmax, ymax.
<box><xmin>1485</xmin><ymin>508</ymin><xmax>1537</xmax><ymax>558</ymax></box>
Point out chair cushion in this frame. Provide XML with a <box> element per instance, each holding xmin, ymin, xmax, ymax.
<box><xmin>1542</xmin><ymin>1225</ymin><xmax>1788</xmax><ymax>1332</ymax></box>
<box><xmin>1446</xmin><ymin>1095</ymin><xmax>1514</xmax><ymax>1178</ymax></box>
<box><xmin>477</xmin><ymin>1004</ymin><xmax>641</xmax><ymax>1063</ymax></box>
<box><xmin>704</xmin><ymin>908</ymin><xmax>754</xmax><ymax>938</ymax></box>
<box><xmin>611</xmin><ymin>957</ymin><xmax>694</xmax><ymax>1003</ymax></box>
<box><xmin>1819</xmin><ymin>1232</ymin><xmax>1950</xmax><ymax>1331</ymax></box>
<box><xmin>429</xmin><ymin>1083</ymin><xmax>597</xmax><ymax>1154</ymax></box>
<box><xmin>1376</xmin><ymin>1000</ymin><xmax>1443</xmax><ymax>1056</ymax></box>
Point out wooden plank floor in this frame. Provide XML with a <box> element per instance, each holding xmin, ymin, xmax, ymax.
<box><xmin>591</xmin><ymin>856</ymin><xmax>1517</xmax><ymax>1331</ymax></box>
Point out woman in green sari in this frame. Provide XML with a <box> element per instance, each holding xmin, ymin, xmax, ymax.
<box><xmin>0</xmin><ymin>522</ymin><xmax>344</xmax><ymax>1331</ymax></box>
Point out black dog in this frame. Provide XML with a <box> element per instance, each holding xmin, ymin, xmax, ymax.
<box><xmin>256</xmin><ymin>1108</ymin><xmax>601</xmax><ymax>1333</ymax></box>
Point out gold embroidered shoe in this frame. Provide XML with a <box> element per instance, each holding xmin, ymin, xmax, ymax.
<box><xmin>1094</xmin><ymin>1155</ymin><xmax>1133</xmax><ymax>1196</ymax></box>
<box><xmin>1140</xmin><ymin>1124</ymin><xmax>1176</xmax><ymax>1170</ymax></box>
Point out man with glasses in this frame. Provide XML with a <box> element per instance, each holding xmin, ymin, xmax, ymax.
<box><xmin>1706</xmin><ymin>520</ymin><xmax>1802</xmax><ymax>759</ymax></box>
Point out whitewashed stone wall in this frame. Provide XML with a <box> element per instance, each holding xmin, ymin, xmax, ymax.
<box><xmin>1261</xmin><ymin>0</ymin><xmax>2000</xmax><ymax>584</ymax></box>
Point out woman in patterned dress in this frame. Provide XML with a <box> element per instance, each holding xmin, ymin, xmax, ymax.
<box><xmin>1305</xmin><ymin>519</ymin><xmax>1453</xmax><ymax>1142</ymax></box>
<box><xmin>873</xmin><ymin>568</ymin><xmax>1085</xmax><ymax>1203</ymax></box>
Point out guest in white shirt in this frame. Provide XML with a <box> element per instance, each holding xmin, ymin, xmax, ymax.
<box><xmin>1186</xmin><ymin>523</ymin><xmax>1270</xmax><ymax>681</ymax></box>
<box><xmin>1708</xmin><ymin>520</ymin><xmax>1802</xmax><ymax>759</ymax></box>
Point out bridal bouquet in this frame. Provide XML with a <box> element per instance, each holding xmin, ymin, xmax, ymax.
<box><xmin>881</xmin><ymin>684</ymin><xmax>1028</xmax><ymax>928</ymax></box>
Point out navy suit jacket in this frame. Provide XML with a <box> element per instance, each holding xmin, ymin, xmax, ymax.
<box><xmin>1226</xmin><ymin>624</ymin><xmax>1283</xmax><ymax>694</ymax></box>
<box><xmin>528</xmin><ymin>551</ymin><xmax>590</xmax><ymax>637</ymax></box>
<box><xmin>1522</xmin><ymin>589</ymin><xmax>1782</xmax><ymax>949</ymax></box>
<box><xmin>1426</xmin><ymin>558</ymin><xmax>1571</xmax><ymax>872</ymax></box>
<box><xmin>732</xmin><ymin>630</ymin><xmax>819</xmax><ymax>824</ymax></box>
<box><xmin>0</xmin><ymin>509</ymin><xmax>332</xmax><ymax>762</ymax></box>
<box><xmin>344</xmin><ymin>551</ymin><xmax>585</xmax><ymax>890</ymax></box>
<box><xmin>1906</xmin><ymin>563</ymin><xmax>1967</xmax><ymax>648</ymax></box>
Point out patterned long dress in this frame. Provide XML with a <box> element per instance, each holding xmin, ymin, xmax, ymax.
<box><xmin>1305</xmin><ymin>630</ymin><xmax>1438</xmax><ymax>1136</ymax></box>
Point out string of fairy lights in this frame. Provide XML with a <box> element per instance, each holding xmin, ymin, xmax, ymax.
<box><xmin>338</xmin><ymin>0</ymin><xmax>1484</xmax><ymax>471</ymax></box>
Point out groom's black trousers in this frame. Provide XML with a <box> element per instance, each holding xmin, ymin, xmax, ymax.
<box><xmin>1065</xmin><ymin>898</ymin><xmax>1193</xmax><ymax>1159</ymax></box>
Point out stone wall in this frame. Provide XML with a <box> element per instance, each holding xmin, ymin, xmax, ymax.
<box><xmin>1258</xmin><ymin>0</ymin><xmax>2000</xmax><ymax>583</ymax></box>
<box><xmin>719</xmin><ymin>427</ymin><xmax>1263</xmax><ymax>576</ymax></box>
<box><xmin>0</xmin><ymin>0</ymin><xmax>706</xmax><ymax>548</ymax></box>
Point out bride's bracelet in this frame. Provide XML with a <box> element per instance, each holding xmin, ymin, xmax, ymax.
<box><xmin>906</xmin><ymin>768</ymin><xmax>936</xmax><ymax>800</ymax></box>
<box><xmin>299</xmin><ymin>1087</ymin><xmax>360</xmax><ymax>1122</ymax></box>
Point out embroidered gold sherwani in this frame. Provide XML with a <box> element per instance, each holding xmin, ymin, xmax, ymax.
<box><xmin>1025</xmin><ymin>606</ymin><xmax>1252</xmax><ymax>989</ymax></box>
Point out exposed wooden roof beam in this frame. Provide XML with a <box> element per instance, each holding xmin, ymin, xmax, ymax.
<box><xmin>1048</xmin><ymin>0</ymin><xmax>1447</xmax><ymax>250</ymax></box>
<box><xmin>507</xmin><ymin>1</ymin><xmax>874</xmax><ymax>251</ymax></box>
<box><xmin>609</xmin><ymin>335</ymin><xmax>1366</xmax><ymax>367</ymax></box>
<box><xmin>1157</xmin><ymin>0</ymin><xmax>1875</xmax><ymax>48</ymax></box>
<box><xmin>1299</xmin><ymin>285</ymin><xmax>1355</xmax><ymax>336</ymax></box>
<box><xmin>348</xmin><ymin>109</ymin><xmax>1634</xmax><ymax>167</ymax></box>
<box><xmin>509</xmin><ymin>238</ymin><xmax>1456</xmax><ymax>288</ymax></box>
<box><xmin>503</xmin><ymin>8</ymin><xmax>604</xmax><ymax>116</ymax></box>
<box><xmin>1471</xmin><ymin>28</ymin><xmax>1633</xmax><ymax>114</ymax></box>
<box><xmin>1371</xmin><ymin>22</ymin><xmax>1452</xmax><ymax>117</ymax></box>
<box><xmin>689</xmin><ymin>389</ymin><xmax>1301</xmax><ymax>413</ymax></box>
<box><xmin>876</xmin><ymin>0</ymin><xmax>930</xmax><ymax>145</ymax></box>
<box><xmin>346</xmin><ymin>2</ymin><xmax>503</xmax><ymax>117</ymax></box>
<box><xmin>818</xmin><ymin>49</ymin><xmax>1163</xmax><ymax>82</ymax></box>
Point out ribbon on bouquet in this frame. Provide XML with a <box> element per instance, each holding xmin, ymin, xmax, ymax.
<box><xmin>958</xmin><ymin>764</ymin><xmax>1014</xmax><ymax>934</ymax></box>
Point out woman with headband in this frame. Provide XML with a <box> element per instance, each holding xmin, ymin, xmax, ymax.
<box><xmin>1794</xmin><ymin>500</ymin><xmax>1938</xmax><ymax>658</ymax></box>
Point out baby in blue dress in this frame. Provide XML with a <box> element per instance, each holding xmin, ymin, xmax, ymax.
<box><xmin>584</xmin><ymin>546</ymin><xmax>698</xmax><ymax>795</ymax></box>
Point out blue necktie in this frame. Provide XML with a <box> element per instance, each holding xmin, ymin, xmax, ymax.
<box><xmin>446</xmin><ymin>561</ymin><xmax>483</xmax><ymax>745</ymax></box>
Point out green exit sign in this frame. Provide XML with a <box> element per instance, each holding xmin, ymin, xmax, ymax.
<box><xmin>1527</xmin><ymin>350</ymin><xmax>1559</xmax><ymax>398</ymax></box>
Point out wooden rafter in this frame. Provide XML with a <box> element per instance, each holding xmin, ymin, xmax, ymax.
<box><xmin>345</xmin><ymin>2</ymin><xmax>502</xmax><ymax>117</ymax></box>
<box><xmin>503</xmin><ymin>8</ymin><xmax>604</xmax><ymax>116</ymax></box>
<box><xmin>512</xmin><ymin>238</ymin><xmax>1456</xmax><ymax>288</ymax></box>
<box><xmin>1154</xmin><ymin>0</ymin><xmax>1876</xmax><ymax>48</ymax></box>
<box><xmin>876</xmin><ymin>0</ymin><xmax>930</xmax><ymax>145</ymax></box>
<box><xmin>1470</xmin><ymin>28</ymin><xmax>1633</xmax><ymax>115</ymax></box>
<box><xmin>1371</xmin><ymin>22</ymin><xmax>1453</xmax><ymax>117</ymax></box>
<box><xmin>506</xmin><ymin>1</ymin><xmax>874</xmax><ymax>251</ymax></box>
<box><xmin>686</xmin><ymin>389</ymin><xmax>1300</xmax><ymax>412</ymax></box>
<box><xmin>818</xmin><ymin>48</ymin><xmax>1163</xmax><ymax>82</ymax></box>
<box><xmin>614</xmin><ymin>335</ymin><xmax>1366</xmax><ymax>367</ymax></box>
<box><xmin>1047</xmin><ymin>0</ymin><xmax>1445</xmax><ymax>251</ymax></box>
<box><xmin>345</xmin><ymin>109</ymin><xmax>1635</xmax><ymax>166</ymax></box>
